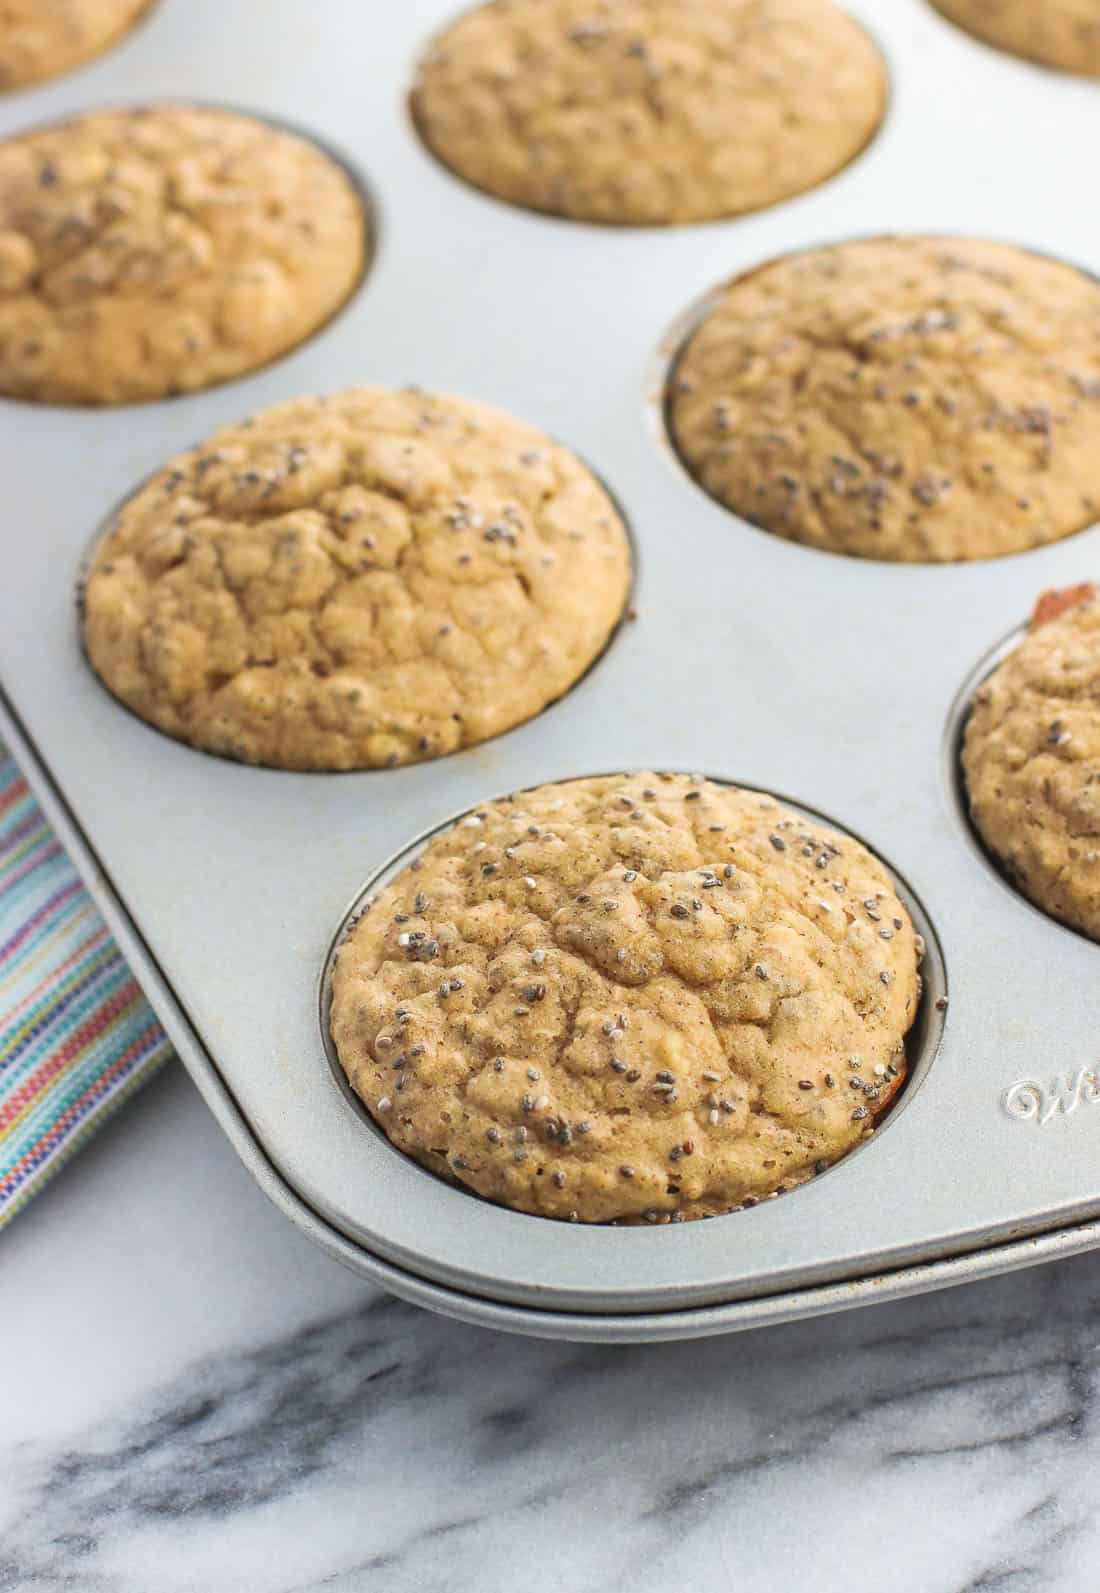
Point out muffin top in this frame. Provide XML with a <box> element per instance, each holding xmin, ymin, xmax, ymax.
<box><xmin>0</xmin><ymin>0</ymin><xmax>150</xmax><ymax>91</ymax></box>
<box><xmin>412</xmin><ymin>0</ymin><xmax>886</xmax><ymax>225</ymax></box>
<box><xmin>330</xmin><ymin>772</ymin><xmax>922</xmax><ymax>1223</ymax></box>
<box><xmin>931</xmin><ymin>0</ymin><xmax>1100</xmax><ymax>77</ymax></box>
<box><xmin>669</xmin><ymin>236</ymin><xmax>1100</xmax><ymax>562</ymax></box>
<box><xmin>82</xmin><ymin>388</ymin><xmax>632</xmax><ymax>770</ymax></box>
<box><xmin>0</xmin><ymin>105</ymin><xmax>367</xmax><ymax>404</ymax></box>
<box><xmin>963</xmin><ymin>585</ymin><xmax>1100</xmax><ymax>941</ymax></box>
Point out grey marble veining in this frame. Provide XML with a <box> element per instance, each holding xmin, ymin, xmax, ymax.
<box><xmin>2</xmin><ymin>1070</ymin><xmax>1100</xmax><ymax>1593</ymax></box>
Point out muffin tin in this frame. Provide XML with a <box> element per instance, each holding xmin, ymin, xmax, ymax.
<box><xmin>2</xmin><ymin>0</ymin><xmax>1100</xmax><ymax>1342</ymax></box>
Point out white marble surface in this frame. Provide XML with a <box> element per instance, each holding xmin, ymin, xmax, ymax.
<box><xmin>1</xmin><ymin>1067</ymin><xmax>1098</xmax><ymax>1592</ymax></box>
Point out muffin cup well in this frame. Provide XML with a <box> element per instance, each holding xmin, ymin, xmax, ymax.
<box><xmin>320</xmin><ymin>770</ymin><xmax>948</xmax><ymax>1224</ymax></box>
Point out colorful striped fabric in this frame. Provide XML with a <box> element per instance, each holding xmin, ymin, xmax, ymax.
<box><xmin>0</xmin><ymin>746</ymin><xmax>172</xmax><ymax>1227</ymax></box>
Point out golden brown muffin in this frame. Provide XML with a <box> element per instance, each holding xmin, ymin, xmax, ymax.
<box><xmin>330</xmin><ymin>772</ymin><xmax>922</xmax><ymax>1222</ymax></box>
<box><xmin>0</xmin><ymin>106</ymin><xmax>367</xmax><ymax>404</ymax></box>
<box><xmin>930</xmin><ymin>0</ymin><xmax>1100</xmax><ymax>76</ymax></box>
<box><xmin>0</xmin><ymin>0</ymin><xmax>151</xmax><ymax>91</ymax></box>
<box><xmin>963</xmin><ymin>585</ymin><xmax>1100</xmax><ymax>940</ymax></box>
<box><xmin>668</xmin><ymin>236</ymin><xmax>1100</xmax><ymax>563</ymax></box>
<box><xmin>82</xmin><ymin>388</ymin><xmax>632</xmax><ymax>770</ymax></box>
<box><xmin>411</xmin><ymin>0</ymin><xmax>886</xmax><ymax>225</ymax></box>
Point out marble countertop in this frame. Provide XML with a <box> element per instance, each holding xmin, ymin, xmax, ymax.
<box><xmin>3</xmin><ymin>1065</ymin><xmax>1098</xmax><ymax>1593</ymax></box>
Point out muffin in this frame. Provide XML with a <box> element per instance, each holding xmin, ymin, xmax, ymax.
<box><xmin>330</xmin><ymin>772</ymin><xmax>923</xmax><ymax>1222</ymax></box>
<box><xmin>931</xmin><ymin>0</ymin><xmax>1100</xmax><ymax>77</ymax></box>
<box><xmin>0</xmin><ymin>105</ymin><xmax>367</xmax><ymax>404</ymax></box>
<box><xmin>411</xmin><ymin>0</ymin><xmax>887</xmax><ymax>225</ymax></box>
<box><xmin>82</xmin><ymin>388</ymin><xmax>632</xmax><ymax>770</ymax></box>
<box><xmin>668</xmin><ymin>236</ymin><xmax>1100</xmax><ymax>562</ymax></box>
<box><xmin>963</xmin><ymin>584</ymin><xmax>1100</xmax><ymax>940</ymax></box>
<box><xmin>0</xmin><ymin>0</ymin><xmax>151</xmax><ymax>91</ymax></box>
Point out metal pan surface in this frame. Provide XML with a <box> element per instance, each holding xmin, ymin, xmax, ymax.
<box><xmin>2</xmin><ymin>0</ymin><xmax>1099</xmax><ymax>1336</ymax></box>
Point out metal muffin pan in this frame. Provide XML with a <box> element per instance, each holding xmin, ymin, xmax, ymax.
<box><xmin>2</xmin><ymin>0</ymin><xmax>1100</xmax><ymax>1342</ymax></box>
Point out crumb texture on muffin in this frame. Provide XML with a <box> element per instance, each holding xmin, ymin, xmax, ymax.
<box><xmin>668</xmin><ymin>236</ymin><xmax>1100</xmax><ymax>562</ymax></box>
<box><xmin>412</xmin><ymin>0</ymin><xmax>886</xmax><ymax>225</ymax></box>
<box><xmin>0</xmin><ymin>0</ymin><xmax>151</xmax><ymax>91</ymax></box>
<box><xmin>963</xmin><ymin>586</ymin><xmax>1100</xmax><ymax>940</ymax></box>
<box><xmin>82</xmin><ymin>388</ymin><xmax>632</xmax><ymax>769</ymax></box>
<box><xmin>0</xmin><ymin>105</ymin><xmax>367</xmax><ymax>403</ymax></box>
<box><xmin>931</xmin><ymin>0</ymin><xmax>1100</xmax><ymax>76</ymax></box>
<box><xmin>330</xmin><ymin>772</ymin><xmax>922</xmax><ymax>1223</ymax></box>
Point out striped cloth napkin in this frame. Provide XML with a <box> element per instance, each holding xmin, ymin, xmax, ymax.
<box><xmin>0</xmin><ymin>746</ymin><xmax>172</xmax><ymax>1227</ymax></box>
